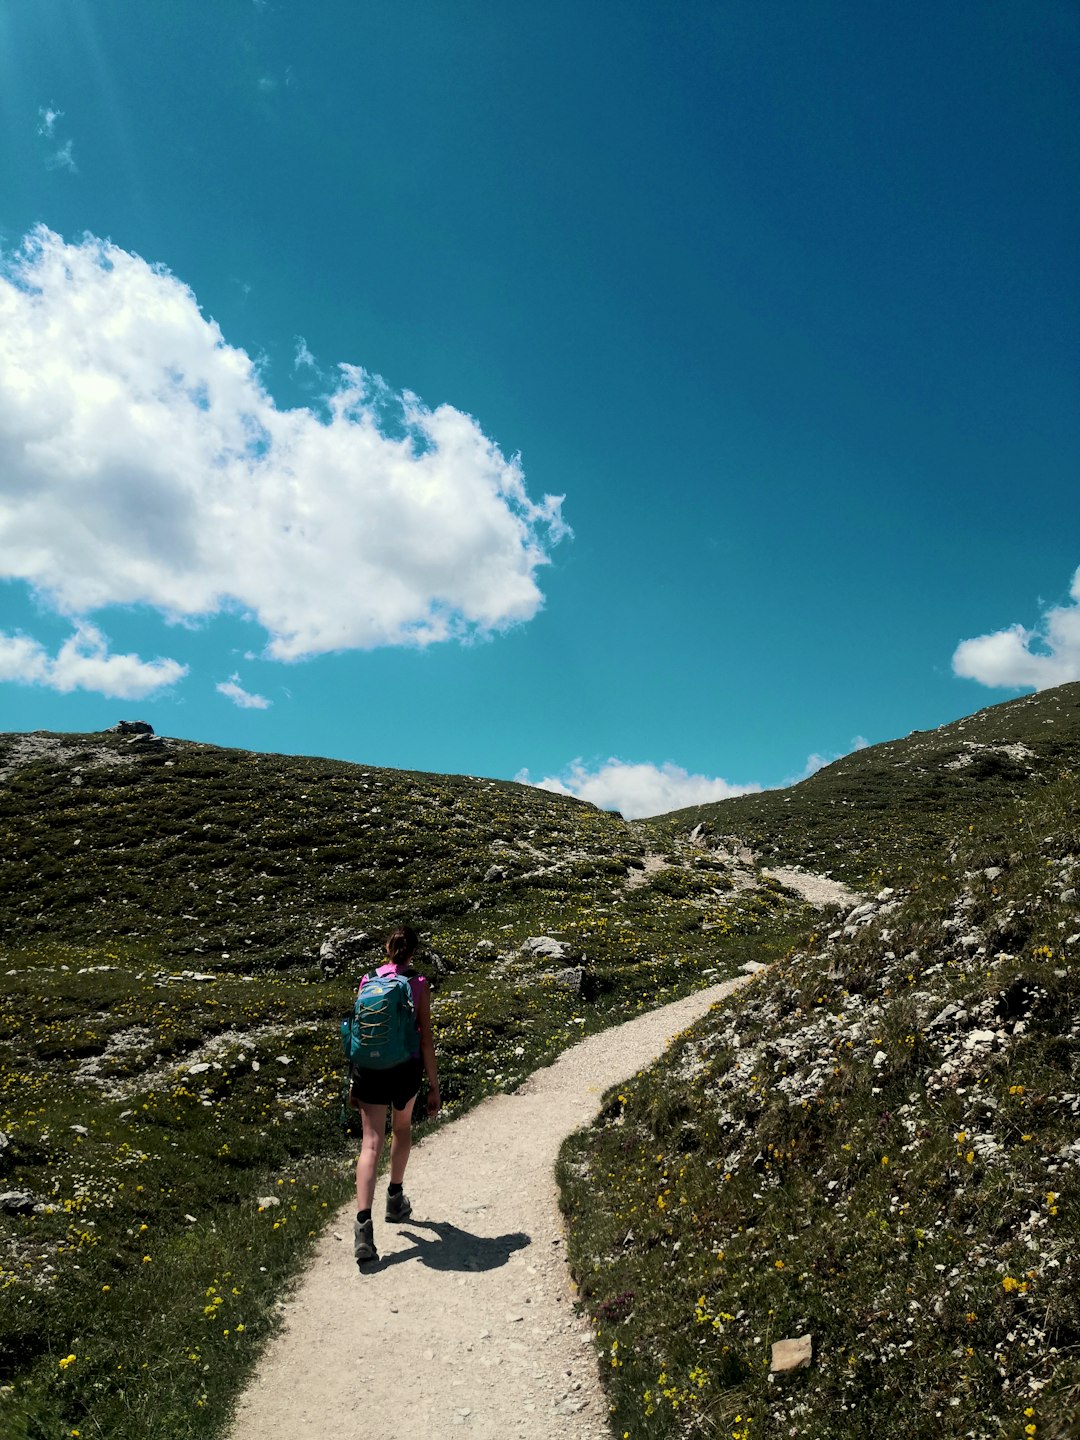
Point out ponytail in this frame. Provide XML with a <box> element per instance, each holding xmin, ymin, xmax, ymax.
<box><xmin>385</xmin><ymin>924</ymin><xmax>419</xmax><ymax>967</ymax></box>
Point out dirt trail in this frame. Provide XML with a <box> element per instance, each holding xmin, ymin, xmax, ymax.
<box><xmin>227</xmin><ymin>977</ymin><xmax>745</xmax><ymax>1440</ymax></box>
<box><xmin>762</xmin><ymin>867</ymin><xmax>861</xmax><ymax>910</ymax></box>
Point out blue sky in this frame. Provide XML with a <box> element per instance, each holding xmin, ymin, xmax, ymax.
<box><xmin>1</xmin><ymin>1</ymin><xmax>1078</xmax><ymax>816</ymax></box>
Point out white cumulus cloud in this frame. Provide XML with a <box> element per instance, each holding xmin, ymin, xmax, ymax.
<box><xmin>216</xmin><ymin>674</ymin><xmax>271</xmax><ymax>709</ymax></box>
<box><xmin>952</xmin><ymin>568</ymin><xmax>1080</xmax><ymax>691</ymax></box>
<box><xmin>0</xmin><ymin>623</ymin><xmax>186</xmax><ymax>698</ymax></box>
<box><xmin>0</xmin><ymin>226</ymin><xmax>568</xmax><ymax>664</ymax></box>
<box><xmin>517</xmin><ymin>759</ymin><xmax>761</xmax><ymax>820</ymax></box>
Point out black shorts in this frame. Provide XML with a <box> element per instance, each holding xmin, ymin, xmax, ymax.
<box><xmin>350</xmin><ymin>1056</ymin><xmax>423</xmax><ymax>1111</ymax></box>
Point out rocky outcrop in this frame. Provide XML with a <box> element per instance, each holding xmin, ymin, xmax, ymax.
<box><xmin>319</xmin><ymin>930</ymin><xmax>377</xmax><ymax>978</ymax></box>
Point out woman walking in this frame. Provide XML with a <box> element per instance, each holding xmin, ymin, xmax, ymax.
<box><xmin>350</xmin><ymin>925</ymin><xmax>440</xmax><ymax>1266</ymax></box>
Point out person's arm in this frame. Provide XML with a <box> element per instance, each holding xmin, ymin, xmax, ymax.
<box><xmin>414</xmin><ymin>980</ymin><xmax>440</xmax><ymax>1117</ymax></box>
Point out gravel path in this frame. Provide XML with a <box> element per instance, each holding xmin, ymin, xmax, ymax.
<box><xmin>227</xmin><ymin>977</ymin><xmax>746</xmax><ymax>1440</ymax></box>
<box><xmin>763</xmin><ymin>867</ymin><xmax>861</xmax><ymax>910</ymax></box>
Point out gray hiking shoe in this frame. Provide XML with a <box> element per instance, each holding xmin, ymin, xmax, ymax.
<box><xmin>353</xmin><ymin>1216</ymin><xmax>378</xmax><ymax>1265</ymax></box>
<box><xmin>384</xmin><ymin>1189</ymin><xmax>412</xmax><ymax>1223</ymax></box>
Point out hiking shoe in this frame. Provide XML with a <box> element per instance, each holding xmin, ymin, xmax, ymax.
<box><xmin>385</xmin><ymin>1189</ymin><xmax>412</xmax><ymax>1223</ymax></box>
<box><xmin>353</xmin><ymin>1217</ymin><xmax>378</xmax><ymax>1265</ymax></box>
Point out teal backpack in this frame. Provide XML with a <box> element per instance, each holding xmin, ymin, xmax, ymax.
<box><xmin>341</xmin><ymin>968</ymin><xmax>418</xmax><ymax>1071</ymax></box>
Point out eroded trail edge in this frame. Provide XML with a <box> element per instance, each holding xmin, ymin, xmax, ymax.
<box><xmin>227</xmin><ymin>977</ymin><xmax>746</xmax><ymax>1440</ymax></box>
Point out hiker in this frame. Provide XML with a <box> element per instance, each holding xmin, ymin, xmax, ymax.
<box><xmin>350</xmin><ymin>924</ymin><xmax>440</xmax><ymax>1265</ymax></box>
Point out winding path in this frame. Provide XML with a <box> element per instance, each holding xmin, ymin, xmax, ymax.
<box><xmin>227</xmin><ymin>977</ymin><xmax>746</xmax><ymax>1440</ymax></box>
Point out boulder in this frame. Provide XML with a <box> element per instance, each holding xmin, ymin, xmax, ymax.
<box><xmin>319</xmin><ymin>929</ymin><xmax>375</xmax><ymax>978</ymax></box>
<box><xmin>523</xmin><ymin>936</ymin><xmax>569</xmax><ymax>961</ymax></box>
<box><xmin>0</xmin><ymin>1190</ymin><xmax>37</xmax><ymax>1215</ymax></box>
<box><xmin>112</xmin><ymin>720</ymin><xmax>154</xmax><ymax>735</ymax></box>
<box><xmin>551</xmin><ymin>966</ymin><xmax>589</xmax><ymax>996</ymax></box>
<box><xmin>319</xmin><ymin>933</ymin><xmax>377</xmax><ymax>979</ymax></box>
<box><xmin>770</xmin><ymin>1335</ymin><xmax>813</xmax><ymax>1373</ymax></box>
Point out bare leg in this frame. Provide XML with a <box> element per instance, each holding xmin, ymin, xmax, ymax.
<box><xmin>355</xmin><ymin>1102</ymin><xmax>388</xmax><ymax>1211</ymax></box>
<box><xmin>389</xmin><ymin>1095</ymin><xmax>417</xmax><ymax>1184</ymax></box>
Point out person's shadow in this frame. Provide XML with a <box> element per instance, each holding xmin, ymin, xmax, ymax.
<box><xmin>365</xmin><ymin>1219</ymin><xmax>530</xmax><ymax>1273</ymax></box>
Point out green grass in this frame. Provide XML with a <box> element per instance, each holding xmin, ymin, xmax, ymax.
<box><xmin>4</xmin><ymin>689</ymin><xmax>1079</xmax><ymax>1439</ymax></box>
<box><xmin>559</xmin><ymin>769</ymin><xmax>1080</xmax><ymax>1440</ymax></box>
<box><xmin>0</xmin><ymin>728</ymin><xmax>814</xmax><ymax>1439</ymax></box>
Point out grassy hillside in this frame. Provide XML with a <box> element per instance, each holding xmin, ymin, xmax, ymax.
<box><xmin>0</xmin><ymin>728</ymin><xmax>644</xmax><ymax>963</ymax></box>
<box><xmin>560</xmin><ymin>764</ymin><xmax>1080</xmax><ymax>1439</ymax></box>
<box><xmin>3</xmin><ymin>686</ymin><xmax>1076</xmax><ymax>1440</ymax></box>
<box><xmin>0</xmin><ymin>728</ymin><xmax>809</xmax><ymax>1440</ymax></box>
<box><xmin>644</xmin><ymin>683</ymin><xmax>1080</xmax><ymax>886</ymax></box>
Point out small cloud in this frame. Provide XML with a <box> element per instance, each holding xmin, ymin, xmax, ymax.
<box><xmin>45</xmin><ymin>139</ymin><xmax>77</xmax><ymax>173</ymax></box>
<box><xmin>516</xmin><ymin>758</ymin><xmax>760</xmax><ymax>820</ymax></box>
<box><xmin>293</xmin><ymin>336</ymin><xmax>316</xmax><ymax>370</ymax></box>
<box><xmin>0</xmin><ymin>632</ymin><xmax>51</xmax><ymax>687</ymax></box>
<box><xmin>258</xmin><ymin>75</ymin><xmax>278</xmax><ymax>94</ymax></box>
<box><xmin>952</xmin><ymin>567</ymin><xmax>1080</xmax><ymax>691</ymax></box>
<box><xmin>37</xmin><ymin>106</ymin><xmax>62</xmax><ymax>137</ymax></box>
<box><xmin>216</xmin><ymin>674</ymin><xmax>271</xmax><ymax>709</ymax></box>
<box><xmin>0</xmin><ymin>623</ymin><xmax>186</xmax><ymax>699</ymax></box>
<box><xmin>794</xmin><ymin>753</ymin><xmax>831</xmax><ymax>782</ymax></box>
<box><xmin>785</xmin><ymin>735</ymin><xmax>871</xmax><ymax>785</ymax></box>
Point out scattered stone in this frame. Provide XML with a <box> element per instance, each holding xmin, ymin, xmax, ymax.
<box><xmin>319</xmin><ymin>929</ymin><xmax>375</xmax><ymax>978</ymax></box>
<box><xmin>0</xmin><ymin>1191</ymin><xmax>37</xmax><ymax>1215</ymax></box>
<box><xmin>965</xmin><ymin>1029</ymin><xmax>998</xmax><ymax>1050</ymax></box>
<box><xmin>551</xmin><ymin>967</ymin><xmax>588</xmax><ymax>996</ymax></box>
<box><xmin>70</xmin><ymin>1124</ymin><xmax>89</xmax><ymax>1135</ymax></box>
<box><xmin>523</xmin><ymin>937</ymin><xmax>569</xmax><ymax>960</ymax></box>
<box><xmin>188</xmin><ymin>1063</ymin><xmax>212</xmax><ymax>1075</ymax></box>
<box><xmin>483</xmin><ymin>865</ymin><xmax>505</xmax><ymax>883</ymax></box>
<box><xmin>740</xmin><ymin>961</ymin><xmax>767</xmax><ymax>975</ymax></box>
<box><xmin>770</xmin><ymin>1334</ymin><xmax>813</xmax><ymax>1372</ymax></box>
<box><xmin>554</xmin><ymin>1398</ymin><xmax>586</xmax><ymax>1414</ymax></box>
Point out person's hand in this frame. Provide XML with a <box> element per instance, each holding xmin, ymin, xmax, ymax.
<box><xmin>426</xmin><ymin>1086</ymin><xmax>441</xmax><ymax>1118</ymax></box>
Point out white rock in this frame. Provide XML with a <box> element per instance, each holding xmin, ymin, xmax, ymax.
<box><xmin>770</xmin><ymin>1335</ymin><xmax>813</xmax><ymax>1372</ymax></box>
<box><xmin>965</xmin><ymin>1030</ymin><xmax>997</xmax><ymax>1049</ymax></box>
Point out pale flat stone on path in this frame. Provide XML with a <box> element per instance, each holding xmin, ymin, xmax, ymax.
<box><xmin>227</xmin><ymin>976</ymin><xmax>745</xmax><ymax>1440</ymax></box>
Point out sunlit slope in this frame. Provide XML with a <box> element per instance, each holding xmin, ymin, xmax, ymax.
<box><xmin>562</xmin><ymin>767</ymin><xmax>1080</xmax><ymax>1439</ymax></box>
<box><xmin>0</xmin><ymin>731</ymin><xmax>644</xmax><ymax>965</ymax></box>
<box><xmin>643</xmin><ymin>683</ymin><xmax>1080</xmax><ymax>885</ymax></box>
